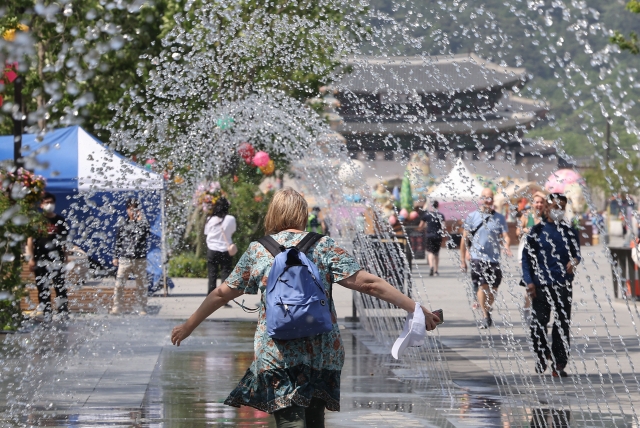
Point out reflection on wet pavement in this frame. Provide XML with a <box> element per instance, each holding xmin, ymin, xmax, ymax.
<box><xmin>0</xmin><ymin>318</ymin><xmax>635</xmax><ymax>427</ymax></box>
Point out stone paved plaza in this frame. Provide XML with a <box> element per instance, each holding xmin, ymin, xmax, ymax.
<box><xmin>0</xmin><ymin>239</ymin><xmax>638</xmax><ymax>427</ymax></box>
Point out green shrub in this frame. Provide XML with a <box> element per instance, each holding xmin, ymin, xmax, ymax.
<box><xmin>168</xmin><ymin>252</ymin><xmax>207</xmax><ymax>278</ymax></box>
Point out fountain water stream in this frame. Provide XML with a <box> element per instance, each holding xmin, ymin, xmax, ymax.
<box><xmin>1</xmin><ymin>0</ymin><xmax>640</xmax><ymax>426</ymax></box>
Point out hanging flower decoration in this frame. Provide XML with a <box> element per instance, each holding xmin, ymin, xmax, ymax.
<box><xmin>144</xmin><ymin>158</ymin><xmax>155</xmax><ymax>171</ymax></box>
<box><xmin>259</xmin><ymin>159</ymin><xmax>275</xmax><ymax>176</ymax></box>
<box><xmin>193</xmin><ymin>181</ymin><xmax>226</xmax><ymax>212</ymax></box>
<box><xmin>0</xmin><ymin>168</ymin><xmax>47</xmax><ymax>205</ymax></box>
<box><xmin>252</xmin><ymin>151</ymin><xmax>270</xmax><ymax>167</ymax></box>
<box><xmin>237</xmin><ymin>142</ymin><xmax>255</xmax><ymax>165</ymax></box>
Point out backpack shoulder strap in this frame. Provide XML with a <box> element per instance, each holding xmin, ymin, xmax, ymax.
<box><xmin>296</xmin><ymin>232</ymin><xmax>324</xmax><ymax>254</ymax></box>
<box><xmin>257</xmin><ymin>235</ymin><xmax>284</xmax><ymax>257</ymax></box>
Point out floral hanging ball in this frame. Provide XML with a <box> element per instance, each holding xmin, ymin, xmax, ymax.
<box><xmin>259</xmin><ymin>159</ymin><xmax>275</xmax><ymax>176</ymax></box>
<box><xmin>238</xmin><ymin>142</ymin><xmax>255</xmax><ymax>164</ymax></box>
<box><xmin>252</xmin><ymin>151</ymin><xmax>270</xmax><ymax>168</ymax></box>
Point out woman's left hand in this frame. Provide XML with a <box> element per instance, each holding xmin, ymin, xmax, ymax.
<box><xmin>171</xmin><ymin>323</ymin><xmax>193</xmax><ymax>346</ymax></box>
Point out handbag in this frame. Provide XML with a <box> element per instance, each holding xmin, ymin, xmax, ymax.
<box><xmin>220</xmin><ymin>216</ymin><xmax>238</xmax><ymax>256</ymax></box>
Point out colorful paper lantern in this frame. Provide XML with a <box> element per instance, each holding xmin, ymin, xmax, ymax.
<box><xmin>545</xmin><ymin>169</ymin><xmax>583</xmax><ymax>194</ymax></box>
<box><xmin>389</xmin><ymin>215</ymin><xmax>397</xmax><ymax>225</ymax></box>
<box><xmin>259</xmin><ymin>159</ymin><xmax>275</xmax><ymax>175</ymax></box>
<box><xmin>252</xmin><ymin>151</ymin><xmax>270</xmax><ymax>168</ymax></box>
<box><xmin>399</xmin><ymin>208</ymin><xmax>409</xmax><ymax>219</ymax></box>
<box><xmin>409</xmin><ymin>211</ymin><xmax>419</xmax><ymax>221</ymax></box>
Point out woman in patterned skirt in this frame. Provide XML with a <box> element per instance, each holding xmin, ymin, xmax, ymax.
<box><xmin>171</xmin><ymin>187</ymin><xmax>440</xmax><ymax>428</ymax></box>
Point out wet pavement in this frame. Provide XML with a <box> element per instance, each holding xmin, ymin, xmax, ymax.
<box><xmin>1</xmin><ymin>239</ymin><xmax>639</xmax><ymax>426</ymax></box>
<box><xmin>0</xmin><ymin>315</ymin><xmax>635</xmax><ymax>427</ymax></box>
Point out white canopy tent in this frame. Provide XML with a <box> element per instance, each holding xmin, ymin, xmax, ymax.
<box><xmin>429</xmin><ymin>158</ymin><xmax>484</xmax><ymax>201</ymax></box>
<box><xmin>428</xmin><ymin>159</ymin><xmax>484</xmax><ymax>219</ymax></box>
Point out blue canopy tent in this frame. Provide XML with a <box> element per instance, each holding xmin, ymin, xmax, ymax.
<box><xmin>0</xmin><ymin>126</ymin><xmax>169</xmax><ymax>293</ymax></box>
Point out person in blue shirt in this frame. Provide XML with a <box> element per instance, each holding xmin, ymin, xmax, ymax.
<box><xmin>460</xmin><ymin>188</ymin><xmax>511</xmax><ymax>329</ymax></box>
<box><xmin>522</xmin><ymin>193</ymin><xmax>581</xmax><ymax>378</ymax></box>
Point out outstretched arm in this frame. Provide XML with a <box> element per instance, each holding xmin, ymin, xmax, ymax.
<box><xmin>171</xmin><ymin>284</ymin><xmax>244</xmax><ymax>346</ymax></box>
<box><xmin>338</xmin><ymin>270</ymin><xmax>440</xmax><ymax>330</ymax></box>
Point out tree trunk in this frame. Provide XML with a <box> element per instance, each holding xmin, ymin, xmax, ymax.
<box><xmin>36</xmin><ymin>41</ymin><xmax>46</xmax><ymax>129</ymax></box>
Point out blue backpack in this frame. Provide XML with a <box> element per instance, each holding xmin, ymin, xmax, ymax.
<box><xmin>257</xmin><ymin>232</ymin><xmax>333</xmax><ymax>340</ymax></box>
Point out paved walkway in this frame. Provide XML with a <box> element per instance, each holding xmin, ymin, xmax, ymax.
<box><xmin>0</xmin><ymin>238</ymin><xmax>638</xmax><ymax>426</ymax></box>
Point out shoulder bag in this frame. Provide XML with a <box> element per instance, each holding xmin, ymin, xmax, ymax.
<box><xmin>220</xmin><ymin>216</ymin><xmax>238</xmax><ymax>256</ymax></box>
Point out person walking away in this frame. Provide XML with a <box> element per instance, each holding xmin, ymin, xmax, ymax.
<box><xmin>204</xmin><ymin>197</ymin><xmax>236</xmax><ymax>297</ymax></box>
<box><xmin>307</xmin><ymin>206</ymin><xmax>323</xmax><ymax>233</ymax></box>
<box><xmin>26</xmin><ymin>192</ymin><xmax>69</xmax><ymax>321</ymax></box>
<box><xmin>523</xmin><ymin>193</ymin><xmax>581</xmax><ymax>377</ymax></box>
<box><xmin>171</xmin><ymin>188</ymin><xmax>440</xmax><ymax>428</ymax></box>
<box><xmin>517</xmin><ymin>192</ymin><xmax>547</xmax><ymax>324</ymax></box>
<box><xmin>418</xmin><ymin>200</ymin><xmax>445</xmax><ymax>276</ymax></box>
<box><xmin>111</xmin><ymin>199</ymin><xmax>150</xmax><ymax>315</ymax></box>
<box><xmin>460</xmin><ymin>188</ymin><xmax>512</xmax><ymax>329</ymax></box>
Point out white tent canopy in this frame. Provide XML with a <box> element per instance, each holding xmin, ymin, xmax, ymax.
<box><xmin>429</xmin><ymin>158</ymin><xmax>484</xmax><ymax>201</ymax></box>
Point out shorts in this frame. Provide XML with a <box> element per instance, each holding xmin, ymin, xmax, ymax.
<box><xmin>425</xmin><ymin>237</ymin><xmax>442</xmax><ymax>255</ymax></box>
<box><xmin>470</xmin><ymin>259</ymin><xmax>503</xmax><ymax>292</ymax></box>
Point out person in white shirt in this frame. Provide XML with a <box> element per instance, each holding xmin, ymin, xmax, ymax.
<box><xmin>204</xmin><ymin>197</ymin><xmax>236</xmax><ymax>296</ymax></box>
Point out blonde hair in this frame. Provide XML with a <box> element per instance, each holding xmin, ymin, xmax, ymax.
<box><xmin>264</xmin><ymin>187</ymin><xmax>309</xmax><ymax>234</ymax></box>
<box><xmin>532</xmin><ymin>191</ymin><xmax>548</xmax><ymax>202</ymax></box>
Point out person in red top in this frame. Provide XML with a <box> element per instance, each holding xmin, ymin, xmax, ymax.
<box><xmin>26</xmin><ymin>192</ymin><xmax>69</xmax><ymax>321</ymax></box>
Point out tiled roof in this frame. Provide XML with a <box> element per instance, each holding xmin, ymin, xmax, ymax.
<box><xmin>334</xmin><ymin>54</ymin><xmax>527</xmax><ymax>94</ymax></box>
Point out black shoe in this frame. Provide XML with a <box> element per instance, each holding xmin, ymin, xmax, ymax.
<box><xmin>434</xmin><ymin>271</ymin><xmax>439</xmax><ymax>276</ymax></box>
<box><xmin>429</xmin><ymin>268</ymin><xmax>434</xmax><ymax>276</ymax></box>
<box><xmin>552</xmin><ymin>369</ymin><xmax>568</xmax><ymax>378</ymax></box>
<box><xmin>535</xmin><ymin>361</ymin><xmax>547</xmax><ymax>374</ymax></box>
<box><xmin>479</xmin><ymin>315</ymin><xmax>492</xmax><ymax>329</ymax></box>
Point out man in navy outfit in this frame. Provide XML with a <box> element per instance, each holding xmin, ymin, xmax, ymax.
<box><xmin>522</xmin><ymin>193</ymin><xmax>581</xmax><ymax>377</ymax></box>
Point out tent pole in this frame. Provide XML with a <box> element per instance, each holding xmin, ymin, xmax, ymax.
<box><xmin>161</xmin><ymin>189</ymin><xmax>168</xmax><ymax>297</ymax></box>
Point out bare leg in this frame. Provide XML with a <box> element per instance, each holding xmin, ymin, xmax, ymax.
<box><xmin>477</xmin><ymin>284</ymin><xmax>494</xmax><ymax>318</ymax></box>
<box><xmin>433</xmin><ymin>255</ymin><xmax>440</xmax><ymax>273</ymax></box>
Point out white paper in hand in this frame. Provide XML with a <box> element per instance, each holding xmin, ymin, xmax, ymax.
<box><xmin>392</xmin><ymin>302</ymin><xmax>426</xmax><ymax>359</ymax></box>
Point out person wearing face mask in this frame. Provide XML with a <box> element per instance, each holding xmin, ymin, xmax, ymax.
<box><xmin>522</xmin><ymin>193</ymin><xmax>581</xmax><ymax>378</ymax></box>
<box><xmin>26</xmin><ymin>192</ymin><xmax>70</xmax><ymax>321</ymax></box>
<box><xmin>111</xmin><ymin>198</ymin><xmax>150</xmax><ymax>315</ymax></box>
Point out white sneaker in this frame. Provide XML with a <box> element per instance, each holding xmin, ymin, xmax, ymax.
<box><xmin>139</xmin><ymin>308</ymin><xmax>148</xmax><ymax>316</ymax></box>
<box><xmin>110</xmin><ymin>307</ymin><xmax>121</xmax><ymax>315</ymax></box>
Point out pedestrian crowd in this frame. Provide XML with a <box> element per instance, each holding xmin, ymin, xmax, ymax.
<box><xmin>23</xmin><ymin>181</ymin><xmax>587</xmax><ymax>427</ymax></box>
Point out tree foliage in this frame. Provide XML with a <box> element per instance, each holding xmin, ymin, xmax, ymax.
<box><xmin>0</xmin><ymin>0</ymin><xmax>172</xmax><ymax>141</ymax></box>
<box><xmin>610</xmin><ymin>1</ymin><xmax>640</xmax><ymax>55</ymax></box>
<box><xmin>367</xmin><ymin>0</ymin><xmax>640</xmax><ymax>159</ymax></box>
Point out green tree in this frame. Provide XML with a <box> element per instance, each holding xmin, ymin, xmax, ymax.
<box><xmin>611</xmin><ymin>1</ymin><xmax>640</xmax><ymax>54</ymax></box>
<box><xmin>400</xmin><ymin>171</ymin><xmax>413</xmax><ymax>212</ymax></box>
<box><xmin>0</xmin><ymin>169</ymin><xmax>46</xmax><ymax>330</ymax></box>
<box><xmin>0</xmin><ymin>0</ymin><xmax>172</xmax><ymax>141</ymax></box>
<box><xmin>583</xmin><ymin>156</ymin><xmax>640</xmax><ymax>196</ymax></box>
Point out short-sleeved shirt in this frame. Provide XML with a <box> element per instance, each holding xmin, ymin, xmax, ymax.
<box><xmin>421</xmin><ymin>210</ymin><xmax>445</xmax><ymax>237</ymax></box>
<box><xmin>224</xmin><ymin>231</ymin><xmax>361</xmax><ymax>414</ymax></box>
<box><xmin>204</xmin><ymin>215</ymin><xmax>237</xmax><ymax>252</ymax></box>
<box><xmin>464</xmin><ymin>210</ymin><xmax>508</xmax><ymax>263</ymax></box>
<box><xmin>34</xmin><ymin>214</ymin><xmax>68</xmax><ymax>262</ymax></box>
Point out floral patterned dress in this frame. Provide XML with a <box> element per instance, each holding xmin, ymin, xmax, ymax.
<box><xmin>223</xmin><ymin>231</ymin><xmax>362</xmax><ymax>413</ymax></box>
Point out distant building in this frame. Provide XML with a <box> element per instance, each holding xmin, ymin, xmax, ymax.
<box><xmin>330</xmin><ymin>54</ymin><xmax>549</xmax><ymax>161</ymax></box>
<box><xmin>317</xmin><ymin>54</ymin><xmax>558</xmax><ymax>183</ymax></box>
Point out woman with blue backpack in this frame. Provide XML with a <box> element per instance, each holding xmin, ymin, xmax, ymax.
<box><xmin>171</xmin><ymin>187</ymin><xmax>440</xmax><ymax>428</ymax></box>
